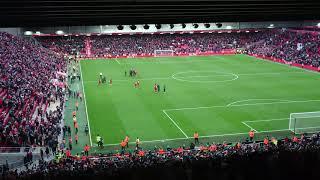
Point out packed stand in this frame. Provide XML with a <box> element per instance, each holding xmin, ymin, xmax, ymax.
<box><xmin>4</xmin><ymin>132</ymin><xmax>320</xmax><ymax>179</ymax></box>
<box><xmin>34</xmin><ymin>32</ymin><xmax>268</xmax><ymax>57</ymax></box>
<box><xmin>35</xmin><ymin>36</ymin><xmax>86</xmax><ymax>56</ymax></box>
<box><xmin>0</xmin><ymin>32</ymin><xmax>66</xmax><ymax>149</ymax></box>
<box><xmin>247</xmin><ymin>29</ymin><xmax>320</xmax><ymax>67</ymax></box>
<box><xmin>90</xmin><ymin>32</ymin><xmax>264</xmax><ymax>56</ymax></box>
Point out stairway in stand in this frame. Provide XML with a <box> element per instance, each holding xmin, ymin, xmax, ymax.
<box><xmin>85</xmin><ymin>38</ymin><xmax>92</xmax><ymax>57</ymax></box>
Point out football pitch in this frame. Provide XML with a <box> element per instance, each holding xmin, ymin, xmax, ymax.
<box><xmin>80</xmin><ymin>54</ymin><xmax>320</xmax><ymax>147</ymax></box>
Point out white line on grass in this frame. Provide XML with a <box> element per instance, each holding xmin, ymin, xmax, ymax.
<box><xmin>79</xmin><ymin>62</ymin><xmax>93</xmax><ymax>146</ymax></box>
<box><xmin>115</xmin><ymin>59</ymin><xmax>121</xmax><ymax>65</ymax></box>
<box><xmin>241</xmin><ymin>122</ymin><xmax>258</xmax><ymax>132</ymax></box>
<box><xmin>175</xmin><ymin>72</ymin><xmax>303</xmax><ymax>78</ymax></box>
<box><xmin>289</xmin><ymin>111</ymin><xmax>320</xmax><ymax>115</ymax></box>
<box><xmin>243</xmin><ymin>117</ymin><xmax>289</xmax><ymax>123</ymax></box>
<box><xmin>226</xmin><ymin>99</ymin><xmax>291</xmax><ymax>107</ymax></box>
<box><xmin>196</xmin><ymin>129</ymin><xmax>290</xmax><ymax>139</ymax></box>
<box><xmin>164</xmin><ymin>99</ymin><xmax>320</xmax><ymax>111</ymax></box>
<box><xmin>257</xmin><ymin>129</ymin><xmax>291</xmax><ymax>133</ymax></box>
<box><xmin>238</xmin><ymin>72</ymin><xmax>305</xmax><ymax>76</ymax></box>
<box><xmin>162</xmin><ymin>110</ymin><xmax>188</xmax><ymax>138</ymax></box>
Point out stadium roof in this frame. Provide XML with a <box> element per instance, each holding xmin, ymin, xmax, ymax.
<box><xmin>1</xmin><ymin>0</ymin><xmax>320</xmax><ymax>27</ymax></box>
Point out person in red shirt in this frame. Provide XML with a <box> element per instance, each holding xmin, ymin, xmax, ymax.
<box><xmin>124</xmin><ymin>135</ymin><xmax>129</xmax><ymax>148</ymax></box>
<box><xmin>74</xmin><ymin>122</ymin><xmax>79</xmax><ymax>134</ymax></box>
<box><xmin>65</xmin><ymin>148</ymin><xmax>71</xmax><ymax>157</ymax></box>
<box><xmin>75</xmin><ymin>134</ymin><xmax>78</xmax><ymax>144</ymax></box>
<box><xmin>194</xmin><ymin>131</ymin><xmax>199</xmax><ymax>144</ymax></box>
<box><xmin>138</xmin><ymin>150</ymin><xmax>145</xmax><ymax>157</ymax></box>
<box><xmin>158</xmin><ymin>148</ymin><xmax>165</xmax><ymax>155</ymax></box>
<box><xmin>84</xmin><ymin>144</ymin><xmax>90</xmax><ymax>156</ymax></box>
<box><xmin>177</xmin><ymin>146</ymin><xmax>183</xmax><ymax>153</ymax></box>
<box><xmin>200</xmin><ymin>145</ymin><xmax>207</xmax><ymax>151</ymax></box>
<box><xmin>120</xmin><ymin>140</ymin><xmax>126</xmax><ymax>151</ymax></box>
<box><xmin>209</xmin><ymin>144</ymin><xmax>217</xmax><ymax>152</ymax></box>
<box><xmin>263</xmin><ymin>137</ymin><xmax>269</xmax><ymax>146</ymax></box>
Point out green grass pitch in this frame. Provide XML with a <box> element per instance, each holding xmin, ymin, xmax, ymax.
<box><xmin>80</xmin><ymin>54</ymin><xmax>320</xmax><ymax>147</ymax></box>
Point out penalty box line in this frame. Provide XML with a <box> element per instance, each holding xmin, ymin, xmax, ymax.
<box><xmin>163</xmin><ymin>110</ymin><xmax>189</xmax><ymax>138</ymax></box>
<box><xmin>241</xmin><ymin>122</ymin><xmax>258</xmax><ymax>132</ymax></box>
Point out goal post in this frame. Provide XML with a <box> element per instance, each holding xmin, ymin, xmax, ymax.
<box><xmin>154</xmin><ymin>49</ymin><xmax>174</xmax><ymax>57</ymax></box>
<box><xmin>289</xmin><ymin>111</ymin><xmax>320</xmax><ymax>134</ymax></box>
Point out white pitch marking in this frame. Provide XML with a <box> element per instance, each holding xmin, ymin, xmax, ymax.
<box><xmin>79</xmin><ymin>62</ymin><xmax>93</xmax><ymax>146</ymax></box>
<box><xmin>226</xmin><ymin>99</ymin><xmax>291</xmax><ymax>107</ymax></box>
<box><xmin>162</xmin><ymin>110</ymin><xmax>188</xmax><ymax>138</ymax></box>
<box><xmin>171</xmin><ymin>71</ymin><xmax>305</xmax><ymax>83</ymax></box>
<box><xmin>115</xmin><ymin>59</ymin><xmax>121</xmax><ymax>65</ymax></box>
<box><xmin>257</xmin><ymin>129</ymin><xmax>291</xmax><ymax>133</ymax></box>
<box><xmin>289</xmin><ymin>111</ymin><xmax>320</xmax><ymax>115</ymax></box>
<box><xmin>171</xmin><ymin>70</ymin><xmax>239</xmax><ymax>83</ymax></box>
<box><xmin>243</xmin><ymin>117</ymin><xmax>289</xmax><ymax>123</ymax></box>
<box><xmin>242</xmin><ymin>122</ymin><xmax>258</xmax><ymax>132</ymax></box>
<box><xmin>238</xmin><ymin>72</ymin><xmax>305</xmax><ymax>76</ymax></box>
<box><xmin>164</xmin><ymin>99</ymin><xmax>320</xmax><ymax>111</ymax></box>
<box><xmin>178</xmin><ymin>74</ymin><xmax>236</xmax><ymax>78</ymax></box>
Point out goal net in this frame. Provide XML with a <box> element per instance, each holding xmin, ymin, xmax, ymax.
<box><xmin>289</xmin><ymin>111</ymin><xmax>320</xmax><ymax>134</ymax></box>
<box><xmin>154</xmin><ymin>50</ymin><xmax>174</xmax><ymax>57</ymax></box>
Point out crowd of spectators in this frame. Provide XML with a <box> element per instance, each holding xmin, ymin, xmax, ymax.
<box><xmin>35</xmin><ymin>36</ymin><xmax>85</xmax><ymax>56</ymax></box>
<box><xmin>35</xmin><ymin>30</ymin><xmax>320</xmax><ymax>68</ymax></box>
<box><xmin>35</xmin><ymin>32</ymin><xmax>269</xmax><ymax>57</ymax></box>
<box><xmin>3</xmin><ymin>133</ymin><xmax>320</xmax><ymax>179</ymax></box>
<box><xmin>0</xmin><ymin>32</ymin><xmax>66</xmax><ymax>150</ymax></box>
<box><xmin>247</xmin><ymin>29</ymin><xmax>320</xmax><ymax>67</ymax></box>
<box><xmin>90</xmin><ymin>32</ymin><xmax>269</xmax><ymax>56</ymax></box>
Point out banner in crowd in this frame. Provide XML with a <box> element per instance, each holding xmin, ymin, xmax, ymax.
<box><xmin>56</xmin><ymin>71</ymin><xmax>67</xmax><ymax>77</ymax></box>
<box><xmin>51</xmin><ymin>79</ymin><xmax>66</xmax><ymax>88</ymax></box>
